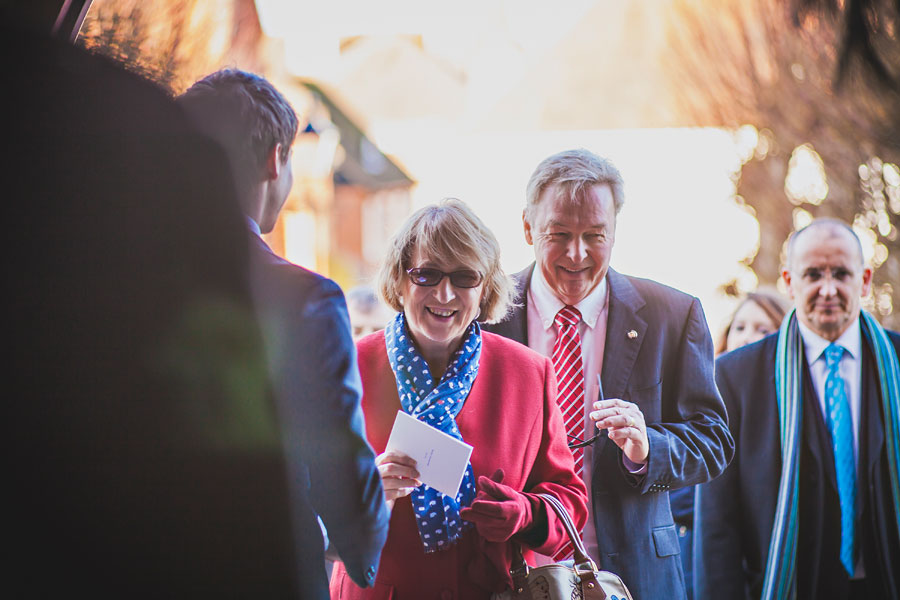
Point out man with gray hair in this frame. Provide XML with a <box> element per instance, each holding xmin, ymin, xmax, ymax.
<box><xmin>485</xmin><ymin>148</ymin><xmax>733</xmax><ymax>599</ymax></box>
<box><xmin>695</xmin><ymin>218</ymin><xmax>900</xmax><ymax>599</ymax></box>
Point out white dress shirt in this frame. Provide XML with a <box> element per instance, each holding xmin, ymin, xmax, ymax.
<box><xmin>246</xmin><ymin>216</ymin><xmax>262</xmax><ymax>237</ymax></box>
<box><xmin>797</xmin><ymin>317</ymin><xmax>864</xmax><ymax>577</ymax></box>
<box><xmin>797</xmin><ymin>318</ymin><xmax>862</xmax><ymax>468</ymax></box>
<box><xmin>526</xmin><ymin>268</ymin><xmax>608</xmax><ymax>562</ymax></box>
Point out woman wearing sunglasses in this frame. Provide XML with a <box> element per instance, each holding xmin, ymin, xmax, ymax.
<box><xmin>330</xmin><ymin>199</ymin><xmax>587</xmax><ymax>600</ymax></box>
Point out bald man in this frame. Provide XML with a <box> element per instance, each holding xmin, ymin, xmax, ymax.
<box><xmin>695</xmin><ymin>219</ymin><xmax>900</xmax><ymax>599</ymax></box>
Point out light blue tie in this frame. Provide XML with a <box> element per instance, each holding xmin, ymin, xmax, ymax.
<box><xmin>823</xmin><ymin>343</ymin><xmax>856</xmax><ymax>576</ymax></box>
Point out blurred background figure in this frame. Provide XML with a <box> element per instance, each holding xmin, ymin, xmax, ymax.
<box><xmin>670</xmin><ymin>289</ymin><xmax>788</xmax><ymax>599</ymax></box>
<box><xmin>345</xmin><ymin>285</ymin><xmax>396</xmax><ymax>341</ymax></box>
<box><xmin>716</xmin><ymin>290</ymin><xmax>790</xmax><ymax>355</ymax></box>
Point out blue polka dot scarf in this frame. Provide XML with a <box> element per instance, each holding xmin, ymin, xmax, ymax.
<box><xmin>384</xmin><ymin>312</ymin><xmax>480</xmax><ymax>553</ymax></box>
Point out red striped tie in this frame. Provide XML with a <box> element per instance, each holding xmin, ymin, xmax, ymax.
<box><xmin>552</xmin><ymin>305</ymin><xmax>584</xmax><ymax>561</ymax></box>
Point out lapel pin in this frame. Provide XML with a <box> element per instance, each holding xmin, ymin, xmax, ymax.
<box><xmin>627</xmin><ymin>330</ymin><xmax>638</xmax><ymax>339</ymax></box>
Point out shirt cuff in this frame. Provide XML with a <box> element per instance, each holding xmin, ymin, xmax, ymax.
<box><xmin>622</xmin><ymin>455</ymin><xmax>647</xmax><ymax>474</ymax></box>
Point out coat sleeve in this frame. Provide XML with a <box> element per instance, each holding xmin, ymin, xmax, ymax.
<box><xmin>264</xmin><ymin>275</ymin><xmax>389</xmax><ymax>589</ymax></box>
<box><xmin>640</xmin><ymin>297</ymin><xmax>735</xmax><ymax>493</ymax></box>
<box><xmin>519</xmin><ymin>356</ymin><xmax>589</xmax><ymax>556</ymax></box>
<box><xmin>693</xmin><ymin>357</ymin><xmax>750</xmax><ymax>599</ymax></box>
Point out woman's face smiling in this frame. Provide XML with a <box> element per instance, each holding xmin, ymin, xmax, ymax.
<box><xmin>401</xmin><ymin>247</ymin><xmax>484</xmax><ymax>366</ymax></box>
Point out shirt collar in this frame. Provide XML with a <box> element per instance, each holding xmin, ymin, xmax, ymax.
<box><xmin>246</xmin><ymin>216</ymin><xmax>262</xmax><ymax>237</ymax></box>
<box><xmin>797</xmin><ymin>316</ymin><xmax>862</xmax><ymax>364</ymax></box>
<box><xmin>529</xmin><ymin>267</ymin><xmax>609</xmax><ymax>331</ymax></box>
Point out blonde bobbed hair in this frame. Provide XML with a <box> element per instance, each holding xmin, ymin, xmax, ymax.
<box><xmin>377</xmin><ymin>198</ymin><xmax>514</xmax><ymax>324</ymax></box>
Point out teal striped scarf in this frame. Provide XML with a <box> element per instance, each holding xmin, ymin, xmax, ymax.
<box><xmin>763</xmin><ymin>310</ymin><xmax>900</xmax><ymax>599</ymax></box>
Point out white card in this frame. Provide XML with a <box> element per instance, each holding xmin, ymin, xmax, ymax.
<box><xmin>384</xmin><ymin>410</ymin><xmax>474</xmax><ymax>497</ymax></box>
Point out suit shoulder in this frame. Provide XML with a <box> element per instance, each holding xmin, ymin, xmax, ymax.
<box><xmin>273</xmin><ymin>260</ymin><xmax>336</xmax><ymax>290</ymax></box>
<box><xmin>887</xmin><ymin>328</ymin><xmax>900</xmax><ymax>349</ymax></box>
<box><xmin>248</xmin><ymin>236</ymin><xmax>335</xmax><ymax>287</ymax></box>
<box><xmin>716</xmin><ymin>333</ymin><xmax>777</xmax><ymax>372</ymax></box>
<box><xmin>257</xmin><ymin>255</ymin><xmax>342</xmax><ymax>301</ymax></box>
<box><xmin>624</xmin><ymin>273</ymin><xmax>696</xmax><ymax>308</ymax></box>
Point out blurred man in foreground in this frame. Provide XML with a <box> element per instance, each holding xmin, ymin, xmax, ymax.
<box><xmin>5</xmin><ymin>21</ymin><xmax>305</xmax><ymax>596</ymax></box>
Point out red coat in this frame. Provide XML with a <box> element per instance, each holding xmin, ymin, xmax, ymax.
<box><xmin>330</xmin><ymin>330</ymin><xmax>588</xmax><ymax>600</ymax></box>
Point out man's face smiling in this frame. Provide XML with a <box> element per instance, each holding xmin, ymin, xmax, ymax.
<box><xmin>524</xmin><ymin>183</ymin><xmax>616</xmax><ymax>306</ymax></box>
<box><xmin>782</xmin><ymin>226</ymin><xmax>872</xmax><ymax>342</ymax></box>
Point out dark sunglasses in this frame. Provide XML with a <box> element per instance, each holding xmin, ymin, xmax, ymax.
<box><xmin>407</xmin><ymin>267</ymin><xmax>483</xmax><ymax>288</ymax></box>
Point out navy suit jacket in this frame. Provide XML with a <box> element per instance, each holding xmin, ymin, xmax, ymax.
<box><xmin>249</xmin><ymin>236</ymin><xmax>390</xmax><ymax>599</ymax></box>
<box><xmin>484</xmin><ymin>266</ymin><xmax>733</xmax><ymax>600</ymax></box>
<box><xmin>695</xmin><ymin>327</ymin><xmax>900</xmax><ymax>600</ymax></box>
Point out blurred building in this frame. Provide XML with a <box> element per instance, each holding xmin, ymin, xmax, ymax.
<box><xmin>279</xmin><ymin>81</ymin><xmax>414</xmax><ymax>286</ymax></box>
<box><xmin>80</xmin><ymin>0</ymin><xmax>414</xmax><ymax>289</ymax></box>
<box><xmin>224</xmin><ymin>0</ymin><xmax>415</xmax><ymax>286</ymax></box>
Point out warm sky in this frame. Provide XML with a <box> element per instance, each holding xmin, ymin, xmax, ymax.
<box><xmin>256</xmin><ymin>0</ymin><xmax>760</xmax><ymax>333</ymax></box>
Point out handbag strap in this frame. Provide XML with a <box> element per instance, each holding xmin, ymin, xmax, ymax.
<box><xmin>508</xmin><ymin>493</ymin><xmax>600</xmax><ymax>590</ymax></box>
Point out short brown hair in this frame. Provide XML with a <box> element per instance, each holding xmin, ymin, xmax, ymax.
<box><xmin>377</xmin><ymin>199</ymin><xmax>514</xmax><ymax>323</ymax></box>
<box><xmin>177</xmin><ymin>69</ymin><xmax>298</xmax><ymax>200</ymax></box>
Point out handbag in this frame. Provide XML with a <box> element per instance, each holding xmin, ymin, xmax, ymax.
<box><xmin>492</xmin><ymin>493</ymin><xmax>634</xmax><ymax>600</ymax></box>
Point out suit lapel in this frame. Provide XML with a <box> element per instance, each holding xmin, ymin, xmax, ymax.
<box><xmin>486</xmin><ymin>265</ymin><xmax>532</xmax><ymax>344</ymax></box>
<box><xmin>861</xmin><ymin>338</ymin><xmax>885</xmax><ymax>483</ymax></box>
<box><xmin>592</xmin><ymin>270</ymin><xmax>647</xmax><ymax>458</ymax></box>
<box><xmin>801</xmin><ymin>364</ymin><xmax>831</xmax><ymax>490</ymax></box>
<box><xmin>600</xmin><ymin>269</ymin><xmax>647</xmax><ymax>400</ymax></box>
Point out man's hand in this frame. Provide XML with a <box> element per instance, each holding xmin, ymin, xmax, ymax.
<box><xmin>590</xmin><ymin>399</ymin><xmax>649</xmax><ymax>465</ymax></box>
<box><xmin>375</xmin><ymin>450</ymin><xmax>420</xmax><ymax>512</ymax></box>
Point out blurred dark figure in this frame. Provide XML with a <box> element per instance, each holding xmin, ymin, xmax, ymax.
<box><xmin>177</xmin><ymin>69</ymin><xmax>389</xmax><ymax>599</ymax></box>
<box><xmin>4</xmin><ymin>18</ymin><xmax>300</xmax><ymax>599</ymax></box>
